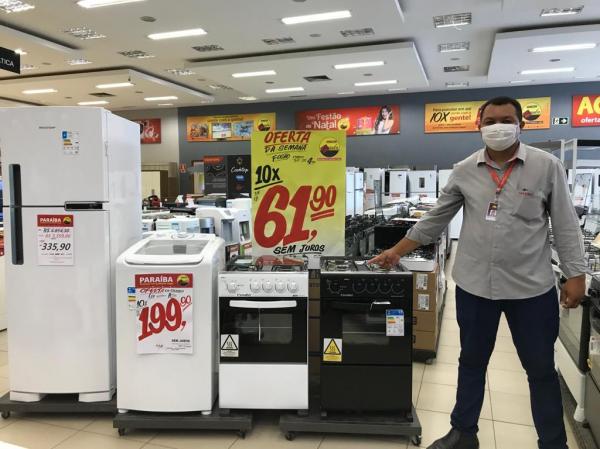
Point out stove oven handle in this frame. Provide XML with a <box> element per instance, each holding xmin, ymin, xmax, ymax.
<box><xmin>229</xmin><ymin>300</ymin><xmax>297</xmax><ymax>309</ymax></box>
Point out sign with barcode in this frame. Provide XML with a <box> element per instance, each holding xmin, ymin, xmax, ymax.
<box><xmin>37</xmin><ymin>215</ymin><xmax>74</xmax><ymax>266</ymax></box>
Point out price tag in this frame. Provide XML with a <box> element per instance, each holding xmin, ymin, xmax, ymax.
<box><xmin>37</xmin><ymin>215</ymin><xmax>74</xmax><ymax>266</ymax></box>
<box><xmin>134</xmin><ymin>273</ymin><xmax>194</xmax><ymax>354</ymax></box>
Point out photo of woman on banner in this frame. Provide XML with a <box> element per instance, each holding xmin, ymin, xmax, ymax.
<box><xmin>374</xmin><ymin>105</ymin><xmax>395</xmax><ymax>134</ymax></box>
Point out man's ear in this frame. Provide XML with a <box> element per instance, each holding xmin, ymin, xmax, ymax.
<box><xmin>519</xmin><ymin>121</ymin><xmax>525</xmax><ymax>129</ymax></box>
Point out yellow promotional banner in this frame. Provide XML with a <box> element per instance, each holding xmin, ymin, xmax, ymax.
<box><xmin>251</xmin><ymin>130</ymin><xmax>346</xmax><ymax>259</ymax></box>
<box><xmin>424</xmin><ymin>97</ymin><xmax>551</xmax><ymax>133</ymax></box>
<box><xmin>187</xmin><ymin>113</ymin><xmax>276</xmax><ymax>141</ymax></box>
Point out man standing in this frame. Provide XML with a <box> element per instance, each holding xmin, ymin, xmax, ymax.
<box><xmin>369</xmin><ymin>96</ymin><xmax>586</xmax><ymax>449</ymax></box>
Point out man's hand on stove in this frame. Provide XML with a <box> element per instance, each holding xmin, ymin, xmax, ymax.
<box><xmin>367</xmin><ymin>237</ymin><xmax>421</xmax><ymax>269</ymax></box>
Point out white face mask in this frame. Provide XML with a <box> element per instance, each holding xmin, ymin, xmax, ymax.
<box><xmin>481</xmin><ymin>123</ymin><xmax>520</xmax><ymax>152</ymax></box>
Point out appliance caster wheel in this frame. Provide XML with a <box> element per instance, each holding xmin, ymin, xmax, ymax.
<box><xmin>237</xmin><ymin>430</ymin><xmax>246</xmax><ymax>439</ymax></box>
<box><xmin>425</xmin><ymin>358</ymin><xmax>434</xmax><ymax>365</ymax></box>
<box><xmin>219</xmin><ymin>408</ymin><xmax>231</xmax><ymax>417</ymax></box>
<box><xmin>1</xmin><ymin>411</ymin><xmax>10</xmax><ymax>419</ymax></box>
<box><xmin>411</xmin><ymin>435</ymin><xmax>422</xmax><ymax>446</ymax></box>
<box><xmin>584</xmin><ymin>422</ymin><xmax>591</xmax><ymax>429</ymax></box>
<box><xmin>297</xmin><ymin>409</ymin><xmax>309</xmax><ymax>417</ymax></box>
<box><xmin>285</xmin><ymin>432</ymin><xmax>296</xmax><ymax>441</ymax></box>
<box><xmin>118</xmin><ymin>428</ymin><xmax>126</xmax><ymax>437</ymax></box>
<box><xmin>320</xmin><ymin>411</ymin><xmax>328</xmax><ymax>418</ymax></box>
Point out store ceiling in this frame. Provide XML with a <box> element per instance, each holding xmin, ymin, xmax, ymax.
<box><xmin>0</xmin><ymin>0</ymin><xmax>598</xmax><ymax>110</ymax></box>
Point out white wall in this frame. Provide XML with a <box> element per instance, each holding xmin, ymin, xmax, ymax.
<box><xmin>116</xmin><ymin>108</ymin><xmax>179</xmax><ymax>165</ymax></box>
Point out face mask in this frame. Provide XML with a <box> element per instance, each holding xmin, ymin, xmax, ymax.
<box><xmin>481</xmin><ymin>123</ymin><xmax>520</xmax><ymax>152</ymax></box>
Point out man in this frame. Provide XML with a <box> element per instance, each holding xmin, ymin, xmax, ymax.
<box><xmin>369</xmin><ymin>96</ymin><xmax>586</xmax><ymax>449</ymax></box>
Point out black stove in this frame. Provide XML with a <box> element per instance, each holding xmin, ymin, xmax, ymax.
<box><xmin>319</xmin><ymin>257</ymin><xmax>413</xmax><ymax>415</ymax></box>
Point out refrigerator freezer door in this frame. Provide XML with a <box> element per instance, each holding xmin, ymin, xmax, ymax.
<box><xmin>5</xmin><ymin>207</ymin><xmax>113</xmax><ymax>394</ymax></box>
<box><xmin>0</xmin><ymin>107</ymin><xmax>109</xmax><ymax>205</ymax></box>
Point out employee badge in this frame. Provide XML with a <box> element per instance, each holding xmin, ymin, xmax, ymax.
<box><xmin>485</xmin><ymin>201</ymin><xmax>498</xmax><ymax>222</ymax></box>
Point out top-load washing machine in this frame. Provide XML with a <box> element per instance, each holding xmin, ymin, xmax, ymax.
<box><xmin>116</xmin><ymin>232</ymin><xmax>225</xmax><ymax>413</ymax></box>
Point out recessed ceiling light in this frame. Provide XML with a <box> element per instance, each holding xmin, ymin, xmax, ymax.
<box><xmin>118</xmin><ymin>50</ymin><xmax>155</xmax><ymax>59</ymax></box>
<box><xmin>78</xmin><ymin>100</ymin><xmax>109</xmax><ymax>105</ymax></box>
<box><xmin>531</xmin><ymin>43</ymin><xmax>597</xmax><ymax>53</ymax></box>
<box><xmin>282</xmin><ymin>10</ymin><xmax>351</xmax><ymax>25</ymax></box>
<box><xmin>192</xmin><ymin>44</ymin><xmax>224</xmax><ymax>52</ymax></box>
<box><xmin>444</xmin><ymin>65</ymin><xmax>470</xmax><ymax>72</ymax></box>
<box><xmin>145</xmin><ymin>96</ymin><xmax>178</xmax><ymax>101</ymax></box>
<box><xmin>520</xmin><ymin>67</ymin><xmax>575</xmax><ymax>75</ymax></box>
<box><xmin>239</xmin><ymin>96</ymin><xmax>258</xmax><ymax>101</ymax></box>
<box><xmin>67</xmin><ymin>58</ymin><xmax>92</xmax><ymax>65</ymax></box>
<box><xmin>20</xmin><ymin>64</ymin><xmax>37</xmax><ymax>70</ymax></box>
<box><xmin>354</xmin><ymin>80</ymin><xmax>397</xmax><ymax>87</ymax></box>
<box><xmin>148</xmin><ymin>28</ymin><xmax>207</xmax><ymax>40</ymax></box>
<box><xmin>140</xmin><ymin>15</ymin><xmax>156</xmax><ymax>22</ymax></box>
<box><xmin>0</xmin><ymin>1</ymin><xmax>34</xmax><ymax>13</ymax></box>
<box><xmin>166</xmin><ymin>68</ymin><xmax>196</xmax><ymax>76</ymax></box>
<box><xmin>78</xmin><ymin>0</ymin><xmax>144</xmax><ymax>7</ymax></box>
<box><xmin>95</xmin><ymin>82</ymin><xmax>134</xmax><ymax>89</ymax></box>
<box><xmin>439</xmin><ymin>42</ymin><xmax>470</xmax><ymax>53</ymax></box>
<box><xmin>310</xmin><ymin>33</ymin><xmax>321</xmax><ymax>38</ymax></box>
<box><xmin>340</xmin><ymin>27</ymin><xmax>374</xmax><ymax>37</ymax></box>
<box><xmin>446</xmin><ymin>82</ymin><xmax>469</xmax><ymax>88</ymax></box>
<box><xmin>262</xmin><ymin>37</ymin><xmax>295</xmax><ymax>45</ymax></box>
<box><xmin>158</xmin><ymin>103</ymin><xmax>173</xmax><ymax>106</ymax></box>
<box><xmin>64</xmin><ymin>27</ymin><xmax>106</xmax><ymax>40</ymax></box>
<box><xmin>22</xmin><ymin>88</ymin><xmax>57</xmax><ymax>94</ymax></box>
<box><xmin>265</xmin><ymin>87</ymin><xmax>304</xmax><ymax>93</ymax></box>
<box><xmin>510</xmin><ymin>80</ymin><xmax>533</xmax><ymax>84</ymax></box>
<box><xmin>433</xmin><ymin>12</ymin><xmax>472</xmax><ymax>28</ymax></box>
<box><xmin>208</xmin><ymin>84</ymin><xmax>233</xmax><ymax>90</ymax></box>
<box><xmin>334</xmin><ymin>61</ymin><xmax>384</xmax><ymax>70</ymax></box>
<box><xmin>14</xmin><ymin>48</ymin><xmax>27</xmax><ymax>55</ymax></box>
<box><xmin>388</xmin><ymin>88</ymin><xmax>407</xmax><ymax>92</ymax></box>
<box><xmin>232</xmin><ymin>70</ymin><xmax>276</xmax><ymax>78</ymax></box>
<box><xmin>337</xmin><ymin>91</ymin><xmax>355</xmax><ymax>95</ymax></box>
<box><xmin>540</xmin><ymin>6</ymin><xmax>583</xmax><ymax>17</ymax></box>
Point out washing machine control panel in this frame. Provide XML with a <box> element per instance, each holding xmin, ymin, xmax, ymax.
<box><xmin>218</xmin><ymin>273</ymin><xmax>308</xmax><ymax>297</ymax></box>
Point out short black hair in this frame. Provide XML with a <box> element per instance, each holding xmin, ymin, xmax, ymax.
<box><xmin>479</xmin><ymin>96</ymin><xmax>523</xmax><ymax>122</ymax></box>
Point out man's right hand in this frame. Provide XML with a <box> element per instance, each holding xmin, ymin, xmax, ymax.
<box><xmin>368</xmin><ymin>248</ymin><xmax>401</xmax><ymax>269</ymax></box>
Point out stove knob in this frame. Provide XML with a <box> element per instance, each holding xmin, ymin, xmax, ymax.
<box><xmin>275</xmin><ymin>281</ymin><xmax>286</xmax><ymax>293</ymax></box>
<box><xmin>227</xmin><ymin>281</ymin><xmax>238</xmax><ymax>293</ymax></box>
<box><xmin>288</xmin><ymin>281</ymin><xmax>299</xmax><ymax>293</ymax></box>
<box><xmin>352</xmin><ymin>279</ymin><xmax>366</xmax><ymax>294</ymax></box>
<box><xmin>262</xmin><ymin>281</ymin><xmax>273</xmax><ymax>292</ymax></box>
<box><xmin>250</xmin><ymin>281</ymin><xmax>261</xmax><ymax>293</ymax></box>
<box><xmin>366</xmin><ymin>279</ymin><xmax>378</xmax><ymax>294</ymax></box>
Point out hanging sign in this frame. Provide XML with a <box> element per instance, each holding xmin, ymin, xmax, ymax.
<box><xmin>0</xmin><ymin>47</ymin><xmax>20</xmax><ymax>74</ymax></box>
<box><xmin>134</xmin><ymin>273</ymin><xmax>194</xmax><ymax>354</ymax></box>
<box><xmin>187</xmin><ymin>113</ymin><xmax>276</xmax><ymax>141</ymax></box>
<box><xmin>296</xmin><ymin>105</ymin><xmax>400</xmax><ymax>136</ymax></box>
<box><xmin>251</xmin><ymin>130</ymin><xmax>346</xmax><ymax>259</ymax></box>
<box><xmin>572</xmin><ymin>95</ymin><xmax>600</xmax><ymax>127</ymax></box>
<box><xmin>37</xmin><ymin>215</ymin><xmax>74</xmax><ymax>266</ymax></box>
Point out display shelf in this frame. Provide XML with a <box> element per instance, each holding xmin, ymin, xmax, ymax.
<box><xmin>113</xmin><ymin>406</ymin><xmax>253</xmax><ymax>438</ymax></box>
<box><xmin>0</xmin><ymin>393</ymin><xmax>116</xmax><ymax>419</ymax></box>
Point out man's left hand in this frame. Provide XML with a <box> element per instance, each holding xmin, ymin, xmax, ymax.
<box><xmin>561</xmin><ymin>275</ymin><xmax>586</xmax><ymax>308</ymax></box>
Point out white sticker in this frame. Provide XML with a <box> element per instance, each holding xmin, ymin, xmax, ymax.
<box><xmin>37</xmin><ymin>214</ymin><xmax>74</xmax><ymax>266</ymax></box>
<box><xmin>62</xmin><ymin>130</ymin><xmax>80</xmax><ymax>155</ymax></box>
<box><xmin>386</xmin><ymin>309</ymin><xmax>405</xmax><ymax>337</ymax></box>
<box><xmin>416</xmin><ymin>273</ymin><xmax>428</xmax><ymax>290</ymax></box>
<box><xmin>590</xmin><ymin>336</ymin><xmax>600</xmax><ymax>356</ymax></box>
<box><xmin>135</xmin><ymin>273</ymin><xmax>194</xmax><ymax>354</ymax></box>
<box><xmin>418</xmin><ymin>294</ymin><xmax>430</xmax><ymax>311</ymax></box>
<box><xmin>221</xmin><ymin>334</ymin><xmax>239</xmax><ymax>358</ymax></box>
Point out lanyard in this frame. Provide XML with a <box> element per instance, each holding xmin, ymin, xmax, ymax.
<box><xmin>487</xmin><ymin>160</ymin><xmax>517</xmax><ymax>198</ymax></box>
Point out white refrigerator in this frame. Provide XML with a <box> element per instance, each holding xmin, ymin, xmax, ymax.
<box><xmin>439</xmin><ymin>169</ymin><xmax>463</xmax><ymax>240</ymax></box>
<box><xmin>0</xmin><ymin>107</ymin><xmax>141</xmax><ymax>402</ymax></box>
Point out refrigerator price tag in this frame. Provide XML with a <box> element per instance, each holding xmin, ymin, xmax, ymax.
<box><xmin>135</xmin><ymin>273</ymin><xmax>194</xmax><ymax>354</ymax></box>
<box><xmin>37</xmin><ymin>215</ymin><xmax>74</xmax><ymax>266</ymax></box>
<box><xmin>386</xmin><ymin>309</ymin><xmax>405</xmax><ymax>337</ymax></box>
<box><xmin>323</xmin><ymin>338</ymin><xmax>342</xmax><ymax>362</ymax></box>
<box><xmin>62</xmin><ymin>130</ymin><xmax>80</xmax><ymax>155</ymax></box>
<box><xmin>590</xmin><ymin>336</ymin><xmax>600</xmax><ymax>356</ymax></box>
<box><xmin>418</xmin><ymin>294</ymin><xmax>430</xmax><ymax>311</ymax></box>
<box><xmin>220</xmin><ymin>334</ymin><xmax>239</xmax><ymax>358</ymax></box>
<box><xmin>416</xmin><ymin>273</ymin><xmax>428</xmax><ymax>290</ymax></box>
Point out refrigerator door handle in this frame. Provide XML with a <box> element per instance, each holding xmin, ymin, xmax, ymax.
<box><xmin>9</xmin><ymin>164</ymin><xmax>24</xmax><ymax>265</ymax></box>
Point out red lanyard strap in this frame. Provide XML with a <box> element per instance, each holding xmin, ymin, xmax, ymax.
<box><xmin>487</xmin><ymin>160</ymin><xmax>517</xmax><ymax>196</ymax></box>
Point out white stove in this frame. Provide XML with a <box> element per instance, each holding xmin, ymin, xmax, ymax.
<box><xmin>218</xmin><ymin>258</ymin><xmax>309</xmax><ymax>411</ymax></box>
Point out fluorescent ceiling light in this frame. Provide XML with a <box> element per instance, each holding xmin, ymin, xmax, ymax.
<box><xmin>520</xmin><ymin>67</ymin><xmax>575</xmax><ymax>75</ymax></box>
<box><xmin>22</xmin><ymin>88</ymin><xmax>57</xmax><ymax>94</ymax></box>
<box><xmin>95</xmin><ymin>82</ymin><xmax>134</xmax><ymax>89</ymax></box>
<box><xmin>232</xmin><ymin>70</ymin><xmax>276</xmax><ymax>78</ymax></box>
<box><xmin>337</xmin><ymin>91</ymin><xmax>355</xmax><ymax>95</ymax></box>
<box><xmin>541</xmin><ymin>6</ymin><xmax>583</xmax><ymax>17</ymax></box>
<box><xmin>334</xmin><ymin>61</ymin><xmax>384</xmax><ymax>70</ymax></box>
<box><xmin>238</xmin><ymin>96</ymin><xmax>258</xmax><ymax>101</ymax></box>
<box><xmin>354</xmin><ymin>80</ymin><xmax>397</xmax><ymax>87</ymax></box>
<box><xmin>531</xmin><ymin>43</ymin><xmax>596</xmax><ymax>53</ymax></box>
<box><xmin>67</xmin><ymin>58</ymin><xmax>92</xmax><ymax>65</ymax></box>
<box><xmin>388</xmin><ymin>88</ymin><xmax>407</xmax><ymax>91</ymax></box>
<box><xmin>78</xmin><ymin>100</ymin><xmax>109</xmax><ymax>105</ymax></box>
<box><xmin>145</xmin><ymin>96</ymin><xmax>178</xmax><ymax>101</ymax></box>
<box><xmin>0</xmin><ymin>1</ymin><xmax>34</xmax><ymax>13</ymax></box>
<box><xmin>77</xmin><ymin>0</ymin><xmax>144</xmax><ymax>7</ymax></box>
<box><xmin>158</xmin><ymin>103</ymin><xmax>173</xmax><ymax>106</ymax></box>
<box><xmin>14</xmin><ymin>48</ymin><xmax>26</xmax><ymax>55</ymax></box>
<box><xmin>510</xmin><ymin>79</ymin><xmax>532</xmax><ymax>84</ymax></box>
<box><xmin>282</xmin><ymin>10</ymin><xmax>351</xmax><ymax>25</ymax></box>
<box><xmin>148</xmin><ymin>28</ymin><xmax>207</xmax><ymax>40</ymax></box>
<box><xmin>265</xmin><ymin>87</ymin><xmax>304</xmax><ymax>94</ymax></box>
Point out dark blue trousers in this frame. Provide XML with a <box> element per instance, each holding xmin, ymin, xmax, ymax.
<box><xmin>450</xmin><ymin>286</ymin><xmax>568</xmax><ymax>449</ymax></box>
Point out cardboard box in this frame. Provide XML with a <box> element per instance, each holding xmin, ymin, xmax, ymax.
<box><xmin>413</xmin><ymin>330</ymin><xmax>437</xmax><ymax>351</ymax></box>
<box><xmin>413</xmin><ymin>265</ymin><xmax>439</xmax><ymax>312</ymax></box>
<box><xmin>413</xmin><ymin>310</ymin><xmax>437</xmax><ymax>332</ymax></box>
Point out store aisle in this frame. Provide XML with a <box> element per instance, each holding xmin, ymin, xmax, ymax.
<box><xmin>0</xmin><ymin>246</ymin><xmax>582</xmax><ymax>449</ymax></box>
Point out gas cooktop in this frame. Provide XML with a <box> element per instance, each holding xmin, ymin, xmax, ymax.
<box><xmin>227</xmin><ymin>257</ymin><xmax>307</xmax><ymax>272</ymax></box>
<box><xmin>320</xmin><ymin>257</ymin><xmax>407</xmax><ymax>274</ymax></box>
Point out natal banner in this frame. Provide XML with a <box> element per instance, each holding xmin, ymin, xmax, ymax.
<box><xmin>295</xmin><ymin>105</ymin><xmax>400</xmax><ymax>136</ymax></box>
<box><xmin>187</xmin><ymin>113</ymin><xmax>276</xmax><ymax>141</ymax></box>
<box><xmin>424</xmin><ymin>97</ymin><xmax>551</xmax><ymax>133</ymax></box>
<box><xmin>251</xmin><ymin>130</ymin><xmax>346</xmax><ymax>259</ymax></box>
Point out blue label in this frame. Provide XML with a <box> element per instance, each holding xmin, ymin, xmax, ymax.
<box><xmin>127</xmin><ymin>287</ymin><xmax>136</xmax><ymax>294</ymax></box>
<box><xmin>62</xmin><ymin>131</ymin><xmax>68</xmax><ymax>139</ymax></box>
<box><xmin>386</xmin><ymin>309</ymin><xmax>404</xmax><ymax>317</ymax></box>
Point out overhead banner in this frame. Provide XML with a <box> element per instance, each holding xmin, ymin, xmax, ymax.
<box><xmin>187</xmin><ymin>113</ymin><xmax>276</xmax><ymax>142</ymax></box>
<box><xmin>133</xmin><ymin>118</ymin><xmax>161</xmax><ymax>144</ymax></box>
<box><xmin>0</xmin><ymin>47</ymin><xmax>20</xmax><ymax>74</ymax></box>
<box><xmin>295</xmin><ymin>105</ymin><xmax>400</xmax><ymax>136</ymax></box>
<box><xmin>424</xmin><ymin>97</ymin><xmax>551</xmax><ymax>133</ymax></box>
<box><xmin>572</xmin><ymin>95</ymin><xmax>600</xmax><ymax>127</ymax></box>
<box><xmin>251</xmin><ymin>130</ymin><xmax>346</xmax><ymax>259</ymax></box>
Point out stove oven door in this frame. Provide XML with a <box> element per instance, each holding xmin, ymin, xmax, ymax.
<box><xmin>219</xmin><ymin>297</ymin><xmax>307</xmax><ymax>364</ymax></box>
<box><xmin>321</xmin><ymin>298</ymin><xmax>412</xmax><ymax>365</ymax></box>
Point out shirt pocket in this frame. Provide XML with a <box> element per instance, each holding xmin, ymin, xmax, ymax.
<box><xmin>512</xmin><ymin>190</ymin><xmax>546</xmax><ymax>221</ymax></box>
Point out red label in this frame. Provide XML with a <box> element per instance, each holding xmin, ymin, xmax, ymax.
<box><xmin>296</xmin><ymin>105</ymin><xmax>400</xmax><ymax>136</ymax></box>
<box><xmin>572</xmin><ymin>95</ymin><xmax>600</xmax><ymax>127</ymax></box>
<box><xmin>204</xmin><ymin>156</ymin><xmax>225</xmax><ymax>164</ymax></box>
<box><xmin>135</xmin><ymin>273</ymin><xmax>194</xmax><ymax>288</ymax></box>
<box><xmin>37</xmin><ymin>214</ymin><xmax>74</xmax><ymax>227</ymax></box>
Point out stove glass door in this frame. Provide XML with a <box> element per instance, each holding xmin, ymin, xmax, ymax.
<box><xmin>220</xmin><ymin>297</ymin><xmax>307</xmax><ymax>364</ymax></box>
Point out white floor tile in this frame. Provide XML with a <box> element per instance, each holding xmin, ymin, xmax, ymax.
<box><xmin>0</xmin><ymin>419</ymin><xmax>77</xmax><ymax>449</ymax></box>
<box><xmin>54</xmin><ymin>431</ymin><xmax>145</xmax><ymax>449</ymax></box>
<box><xmin>412</xmin><ymin>363</ymin><xmax>425</xmax><ymax>383</ymax></box>
<box><xmin>490</xmin><ymin>391</ymin><xmax>533</xmax><ymax>426</ymax></box>
<box><xmin>417</xmin><ymin>382</ymin><xmax>492</xmax><ymax>420</ymax></box>
<box><xmin>23</xmin><ymin>413</ymin><xmax>96</xmax><ymax>430</ymax></box>
<box><xmin>488</xmin><ymin>351</ymin><xmax>524</xmax><ymax>373</ymax></box>
<box><xmin>149</xmin><ymin>430</ymin><xmax>239</xmax><ymax>449</ymax></box>
<box><xmin>84</xmin><ymin>416</ymin><xmax>158</xmax><ymax>443</ymax></box>
<box><xmin>494</xmin><ymin>336</ymin><xmax>517</xmax><ymax>354</ymax></box>
<box><xmin>423</xmin><ymin>362</ymin><xmax>458</xmax><ymax>387</ymax></box>
<box><xmin>494</xmin><ymin>421</ymin><xmax>538</xmax><ymax>449</ymax></box>
<box><xmin>435</xmin><ymin>345</ymin><xmax>460</xmax><ymax>365</ymax></box>
<box><xmin>320</xmin><ymin>434</ymin><xmax>407</xmax><ymax>449</ymax></box>
<box><xmin>488</xmin><ymin>369</ymin><xmax>529</xmax><ymax>396</ymax></box>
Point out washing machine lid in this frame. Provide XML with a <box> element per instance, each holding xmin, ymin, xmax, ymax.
<box><xmin>125</xmin><ymin>233</ymin><xmax>212</xmax><ymax>265</ymax></box>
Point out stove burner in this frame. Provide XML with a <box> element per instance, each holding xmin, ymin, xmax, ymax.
<box><xmin>321</xmin><ymin>257</ymin><xmax>405</xmax><ymax>273</ymax></box>
<box><xmin>227</xmin><ymin>256</ymin><xmax>307</xmax><ymax>272</ymax></box>
<box><xmin>270</xmin><ymin>264</ymin><xmax>303</xmax><ymax>272</ymax></box>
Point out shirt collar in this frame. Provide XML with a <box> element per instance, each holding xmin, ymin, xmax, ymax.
<box><xmin>477</xmin><ymin>143</ymin><xmax>527</xmax><ymax>167</ymax></box>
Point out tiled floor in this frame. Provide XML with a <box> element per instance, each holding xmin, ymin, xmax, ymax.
<box><xmin>0</xmin><ymin>246</ymin><xmax>583</xmax><ymax>449</ymax></box>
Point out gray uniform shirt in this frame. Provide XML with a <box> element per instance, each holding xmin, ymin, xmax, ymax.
<box><xmin>406</xmin><ymin>143</ymin><xmax>586</xmax><ymax>300</ymax></box>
